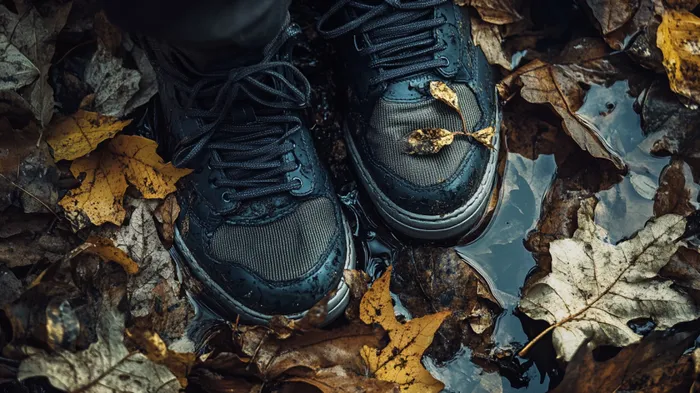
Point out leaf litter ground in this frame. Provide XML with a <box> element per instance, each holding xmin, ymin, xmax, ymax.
<box><xmin>1</xmin><ymin>0</ymin><xmax>700</xmax><ymax>393</ymax></box>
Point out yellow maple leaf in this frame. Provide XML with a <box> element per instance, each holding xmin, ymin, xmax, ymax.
<box><xmin>59</xmin><ymin>135</ymin><xmax>191</xmax><ymax>229</ymax></box>
<box><xmin>657</xmin><ymin>10</ymin><xmax>700</xmax><ymax>104</ymax></box>
<box><xmin>46</xmin><ymin>110</ymin><xmax>132</xmax><ymax>161</ymax></box>
<box><xmin>360</xmin><ymin>267</ymin><xmax>450</xmax><ymax>393</ymax></box>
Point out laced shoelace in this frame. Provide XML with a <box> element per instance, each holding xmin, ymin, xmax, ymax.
<box><xmin>153</xmin><ymin>27</ymin><xmax>311</xmax><ymax>206</ymax></box>
<box><xmin>318</xmin><ymin>0</ymin><xmax>449</xmax><ymax>86</ymax></box>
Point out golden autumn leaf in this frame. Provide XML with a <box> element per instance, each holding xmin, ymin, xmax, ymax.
<box><xmin>59</xmin><ymin>135</ymin><xmax>191</xmax><ymax>229</ymax></box>
<box><xmin>403</xmin><ymin>128</ymin><xmax>455</xmax><ymax>155</ymax></box>
<box><xmin>126</xmin><ymin>329</ymin><xmax>196</xmax><ymax>388</ymax></box>
<box><xmin>429</xmin><ymin>81</ymin><xmax>467</xmax><ymax>133</ymax></box>
<box><xmin>360</xmin><ymin>267</ymin><xmax>450</xmax><ymax>393</ymax></box>
<box><xmin>657</xmin><ymin>10</ymin><xmax>700</xmax><ymax>104</ymax></box>
<box><xmin>46</xmin><ymin>110</ymin><xmax>132</xmax><ymax>161</ymax></box>
<box><xmin>82</xmin><ymin>236</ymin><xmax>139</xmax><ymax>274</ymax></box>
<box><xmin>469</xmin><ymin>126</ymin><xmax>496</xmax><ymax>150</ymax></box>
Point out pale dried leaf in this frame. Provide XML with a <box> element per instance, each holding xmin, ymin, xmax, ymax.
<box><xmin>403</xmin><ymin>128</ymin><xmax>455</xmax><ymax>155</ymax></box>
<box><xmin>0</xmin><ymin>34</ymin><xmax>39</xmax><ymax>91</ymax></box>
<box><xmin>586</xmin><ymin>0</ymin><xmax>639</xmax><ymax>34</ymax></box>
<box><xmin>85</xmin><ymin>44</ymin><xmax>142</xmax><ymax>117</ymax></box>
<box><xmin>519</xmin><ymin>198</ymin><xmax>699</xmax><ymax>361</ymax></box>
<box><xmin>17</xmin><ymin>308</ymin><xmax>180</xmax><ymax>393</ymax></box>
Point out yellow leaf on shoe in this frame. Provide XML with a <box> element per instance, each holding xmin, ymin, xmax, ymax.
<box><xmin>360</xmin><ymin>267</ymin><xmax>450</xmax><ymax>393</ymax></box>
<box><xmin>403</xmin><ymin>128</ymin><xmax>455</xmax><ymax>155</ymax></box>
<box><xmin>59</xmin><ymin>135</ymin><xmax>191</xmax><ymax>229</ymax></box>
<box><xmin>657</xmin><ymin>10</ymin><xmax>700</xmax><ymax>104</ymax></box>
<box><xmin>46</xmin><ymin>110</ymin><xmax>132</xmax><ymax>161</ymax></box>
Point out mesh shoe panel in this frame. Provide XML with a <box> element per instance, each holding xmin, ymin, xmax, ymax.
<box><xmin>367</xmin><ymin>84</ymin><xmax>482</xmax><ymax>186</ymax></box>
<box><xmin>210</xmin><ymin>197</ymin><xmax>338</xmax><ymax>282</ymax></box>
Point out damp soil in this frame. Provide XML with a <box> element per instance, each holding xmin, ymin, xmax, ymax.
<box><xmin>167</xmin><ymin>2</ymin><xmax>694</xmax><ymax>393</ymax></box>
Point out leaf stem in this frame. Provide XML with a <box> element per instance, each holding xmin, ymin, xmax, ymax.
<box><xmin>459</xmin><ymin>112</ymin><xmax>467</xmax><ymax>135</ymax></box>
<box><xmin>517</xmin><ymin>323</ymin><xmax>558</xmax><ymax>357</ymax></box>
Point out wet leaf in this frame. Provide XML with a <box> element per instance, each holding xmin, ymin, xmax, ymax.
<box><xmin>392</xmin><ymin>247</ymin><xmax>502</xmax><ymax>361</ymax></box>
<box><xmin>430</xmin><ymin>81</ymin><xmax>468</xmax><ymax>133</ymax></box>
<box><xmin>551</xmin><ymin>329</ymin><xmax>697</xmax><ymax>393</ymax></box>
<box><xmin>471</xmin><ymin>16</ymin><xmax>512</xmax><ymax>70</ymax></box>
<box><xmin>85</xmin><ymin>43</ymin><xmax>142</xmax><ymax>117</ymax></box>
<box><xmin>499</xmin><ymin>58</ymin><xmax>626</xmax><ymax>169</ymax></box>
<box><xmin>586</xmin><ymin>0</ymin><xmax>640</xmax><ymax>34</ymax></box>
<box><xmin>82</xmin><ymin>236</ymin><xmax>139</xmax><ymax>275</ymax></box>
<box><xmin>154</xmin><ymin>194</ymin><xmax>180</xmax><ymax>248</ymax></box>
<box><xmin>403</xmin><ymin>128</ymin><xmax>455</xmax><ymax>155</ymax></box>
<box><xmin>455</xmin><ymin>0</ymin><xmax>523</xmax><ymax>24</ymax></box>
<box><xmin>17</xmin><ymin>308</ymin><xmax>181</xmax><ymax>393</ymax></box>
<box><xmin>657</xmin><ymin>9</ymin><xmax>700</xmax><ymax>103</ymax></box>
<box><xmin>360</xmin><ymin>267</ymin><xmax>450</xmax><ymax>393</ymax></box>
<box><xmin>126</xmin><ymin>328</ymin><xmax>196</xmax><ymax>387</ymax></box>
<box><xmin>287</xmin><ymin>366</ymin><xmax>399</xmax><ymax>393</ymax></box>
<box><xmin>58</xmin><ymin>135</ymin><xmax>191</xmax><ymax>229</ymax></box>
<box><xmin>0</xmin><ymin>35</ymin><xmax>40</xmax><ymax>91</ymax></box>
<box><xmin>654</xmin><ymin>159</ymin><xmax>698</xmax><ymax>217</ymax></box>
<box><xmin>343</xmin><ymin>269</ymin><xmax>371</xmax><ymax>321</ymax></box>
<box><xmin>660</xmin><ymin>246</ymin><xmax>700</xmax><ymax>304</ymax></box>
<box><xmin>46</xmin><ymin>110</ymin><xmax>132</xmax><ymax>161</ymax></box>
<box><xmin>519</xmin><ymin>198</ymin><xmax>699</xmax><ymax>361</ymax></box>
<box><xmin>114</xmin><ymin>199</ymin><xmax>187</xmax><ymax>332</ymax></box>
<box><xmin>470</xmin><ymin>126</ymin><xmax>496</xmax><ymax>150</ymax></box>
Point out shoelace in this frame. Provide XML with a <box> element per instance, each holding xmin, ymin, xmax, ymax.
<box><xmin>153</xmin><ymin>26</ymin><xmax>311</xmax><ymax>205</ymax></box>
<box><xmin>318</xmin><ymin>0</ymin><xmax>449</xmax><ymax>86</ymax></box>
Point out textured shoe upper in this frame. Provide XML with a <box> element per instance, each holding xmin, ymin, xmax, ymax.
<box><xmin>319</xmin><ymin>0</ymin><xmax>497</xmax><ymax>216</ymax></box>
<box><xmin>147</xmin><ymin>22</ymin><xmax>347</xmax><ymax>315</ymax></box>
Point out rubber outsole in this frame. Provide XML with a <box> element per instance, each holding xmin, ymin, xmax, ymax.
<box><xmin>345</xmin><ymin>107</ymin><xmax>502</xmax><ymax>241</ymax></box>
<box><xmin>170</xmin><ymin>219</ymin><xmax>356</xmax><ymax>325</ymax></box>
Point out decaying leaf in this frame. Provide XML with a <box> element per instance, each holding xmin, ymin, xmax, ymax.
<box><xmin>59</xmin><ymin>135</ymin><xmax>191</xmax><ymax>229</ymax></box>
<box><xmin>17</xmin><ymin>308</ymin><xmax>181</xmax><ymax>393</ymax></box>
<box><xmin>471</xmin><ymin>16</ymin><xmax>513</xmax><ymax>70</ymax></box>
<box><xmin>586</xmin><ymin>0</ymin><xmax>640</xmax><ymax>34</ymax></box>
<box><xmin>85</xmin><ymin>43</ymin><xmax>142</xmax><ymax>118</ymax></box>
<box><xmin>430</xmin><ymin>81</ymin><xmax>468</xmax><ymax>133</ymax></box>
<box><xmin>46</xmin><ymin>110</ymin><xmax>133</xmax><ymax>161</ymax></box>
<box><xmin>454</xmin><ymin>0</ymin><xmax>523</xmax><ymax>25</ymax></box>
<box><xmin>360</xmin><ymin>267</ymin><xmax>450</xmax><ymax>393</ymax></box>
<box><xmin>288</xmin><ymin>366</ymin><xmax>399</xmax><ymax>393</ymax></box>
<box><xmin>126</xmin><ymin>328</ymin><xmax>196</xmax><ymax>387</ymax></box>
<box><xmin>0</xmin><ymin>35</ymin><xmax>40</xmax><ymax>92</ymax></box>
<box><xmin>392</xmin><ymin>247</ymin><xmax>502</xmax><ymax>361</ymax></box>
<box><xmin>470</xmin><ymin>126</ymin><xmax>496</xmax><ymax>149</ymax></box>
<box><xmin>654</xmin><ymin>159</ymin><xmax>698</xmax><ymax>217</ymax></box>
<box><xmin>499</xmin><ymin>58</ymin><xmax>626</xmax><ymax>169</ymax></box>
<box><xmin>551</xmin><ymin>329</ymin><xmax>698</xmax><ymax>393</ymax></box>
<box><xmin>519</xmin><ymin>197</ymin><xmax>699</xmax><ymax>361</ymax></box>
<box><xmin>82</xmin><ymin>236</ymin><xmax>139</xmax><ymax>275</ymax></box>
<box><xmin>155</xmin><ymin>194</ymin><xmax>181</xmax><ymax>248</ymax></box>
<box><xmin>403</xmin><ymin>128</ymin><xmax>455</xmax><ymax>155</ymax></box>
<box><xmin>657</xmin><ymin>10</ymin><xmax>700</xmax><ymax>104</ymax></box>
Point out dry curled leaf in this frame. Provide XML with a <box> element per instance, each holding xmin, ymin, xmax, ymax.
<box><xmin>17</xmin><ymin>308</ymin><xmax>181</xmax><ymax>393</ymax></box>
<box><xmin>470</xmin><ymin>126</ymin><xmax>496</xmax><ymax>149</ymax></box>
<box><xmin>430</xmin><ymin>81</ymin><xmax>467</xmax><ymax>132</ymax></box>
<box><xmin>499</xmin><ymin>58</ymin><xmax>625</xmax><ymax>169</ymax></box>
<box><xmin>58</xmin><ymin>135</ymin><xmax>191</xmax><ymax>229</ymax></box>
<box><xmin>586</xmin><ymin>0</ymin><xmax>640</xmax><ymax>34</ymax></box>
<box><xmin>455</xmin><ymin>0</ymin><xmax>523</xmax><ymax>25</ymax></box>
<box><xmin>519</xmin><ymin>198</ymin><xmax>699</xmax><ymax>361</ymax></box>
<box><xmin>360</xmin><ymin>267</ymin><xmax>450</xmax><ymax>393</ymax></box>
<box><xmin>155</xmin><ymin>194</ymin><xmax>181</xmax><ymax>248</ymax></box>
<box><xmin>403</xmin><ymin>128</ymin><xmax>455</xmax><ymax>155</ymax></box>
<box><xmin>471</xmin><ymin>16</ymin><xmax>512</xmax><ymax>70</ymax></box>
<box><xmin>657</xmin><ymin>10</ymin><xmax>700</xmax><ymax>104</ymax></box>
<box><xmin>82</xmin><ymin>236</ymin><xmax>139</xmax><ymax>275</ymax></box>
<box><xmin>46</xmin><ymin>110</ymin><xmax>132</xmax><ymax>161</ymax></box>
<box><xmin>126</xmin><ymin>329</ymin><xmax>196</xmax><ymax>388</ymax></box>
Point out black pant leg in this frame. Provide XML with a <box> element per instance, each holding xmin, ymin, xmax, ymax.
<box><xmin>102</xmin><ymin>0</ymin><xmax>291</xmax><ymax>49</ymax></box>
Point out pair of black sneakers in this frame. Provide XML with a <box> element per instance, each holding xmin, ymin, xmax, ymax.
<box><xmin>151</xmin><ymin>0</ymin><xmax>500</xmax><ymax>323</ymax></box>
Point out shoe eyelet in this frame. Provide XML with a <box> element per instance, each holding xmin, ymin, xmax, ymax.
<box><xmin>440</xmin><ymin>56</ymin><xmax>450</xmax><ymax>67</ymax></box>
<box><xmin>221</xmin><ymin>191</ymin><xmax>233</xmax><ymax>203</ymax></box>
<box><xmin>292</xmin><ymin>177</ymin><xmax>304</xmax><ymax>189</ymax></box>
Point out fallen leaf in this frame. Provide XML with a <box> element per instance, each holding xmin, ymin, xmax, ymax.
<box><xmin>155</xmin><ymin>194</ymin><xmax>181</xmax><ymax>248</ymax></box>
<box><xmin>470</xmin><ymin>127</ymin><xmax>496</xmax><ymax>150</ymax></box>
<box><xmin>58</xmin><ymin>135</ymin><xmax>191</xmax><ymax>228</ymax></box>
<box><xmin>114</xmin><ymin>199</ymin><xmax>187</xmax><ymax>331</ymax></box>
<box><xmin>0</xmin><ymin>209</ymin><xmax>72</xmax><ymax>268</ymax></box>
<box><xmin>360</xmin><ymin>267</ymin><xmax>450</xmax><ymax>393</ymax></box>
<box><xmin>657</xmin><ymin>10</ymin><xmax>700</xmax><ymax>104</ymax></box>
<box><xmin>85</xmin><ymin>43</ymin><xmax>142</xmax><ymax>117</ymax></box>
<box><xmin>403</xmin><ymin>128</ymin><xmax>455</xmax><ymax>155</ymax></box>
<box><xmin>126</xmin><ymin>328</ymin><xmax>196</xmax><ymax>387</ymax></box>
<box><xmin>0</xmin><ymin>265</ymin><xmax>23</xmax><ymax>305</ymax></box>
<box><xmin>519</xmin><ymin>197</ymin><xmax>699</xmax><ymax>361</ymax></box>
<box><xmin>430</xmin><ymin>81</ymin><xmax>467</xmax><ymax>132</ymax></box>
<box><xmin>551</xmin><ymin>329</ymin><xmax>697</xmax><ymax>393</ymax></box>
<box><xmin>17</xmin><ymin>308</ymin><xmax>181</xmax><ymax>392</ymax></box>
<box><xmin>392</xmin><ymin>247</ymin><xmax>502</xmax><ymax>361</ymax></box>
<box><xmin>604</xmin><ymin>0</ymin><xmax>664</xmax><ymax>70</ymax></box>
<box><xmin>46</xmin><ymin>110</ymin><xmax>133</xmax><ymax>161</ymax></box>
<box><xmin>0</xmin><ymin>35</ymin><xmax>40</xmax><ymax>92</ymax></box>
<box><xmin>82</xmin><ymin>236</ymin><xmax>139</xmax><ymax>274</ymax></box>
<box><xmin>665</xmin><ymin>0</ymin><xmax>700</xmax><ymax>8</ymax></box>
<box><xmin>94</xmin><ymin>11</ymin><xmax>122</xmax><ymax>55</ymax></box>
<box><xmin>471</xmin><ymin>16</ymin><xmax>512</xmax><ymax>70</ymax></box>
<box><xmin>455</xmin><ymin>0</ymin><xmax>523</xmax><ymax>24</ymax></box>
<box><xmin>660</xmin><ymin>246</ymin><xmax>700</xmax><ymax>305</ymax></box>
<box><xmin>654</xmin><ymin>159</ymin><xmax>698</xmax><ymax>217</ymax></box>
<box><xmin>499</xmin><ymin>57</ymin><xmax>626</xmax><ymax>169</ymax></box>
<box><xmin>343</xmin><ymin>269</ymin><xmax>371</xmax><ymax>321</ymax></box>
<box><xmin>287</xmin><ymin>366</ymin><xmax>399</xmax><ymax>393</ymax></box>
<box><xmin>586</xmin><ymin>0</ymin><xmax>640</xmax><ymax>34</ymax></box>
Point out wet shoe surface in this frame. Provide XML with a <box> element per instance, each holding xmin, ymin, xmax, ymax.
<box><xmin>146</xmin><ymin>21</ymin><xmax>354</xmax><ymax>323</ymax></box>
<box><xmin>319</xmin><ymin>0</ymin><xmax>501</xmax><ymax>240</ymax></box>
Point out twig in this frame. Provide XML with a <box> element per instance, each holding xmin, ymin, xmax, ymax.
<box><xmin>0</xmin><ymin>173</ymin><xmax>61</xmax><ymax>219</ymax></box>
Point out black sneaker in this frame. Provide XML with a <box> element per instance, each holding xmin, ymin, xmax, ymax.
<box><xmin>146</xmin><ymin>20</ymin><xmax>355</xmax><ymax>323</ymax></box>
<box><xmin>319</xmin><ymin>0</ymin><xmax>500</xmax><ymax>240</ymax></box>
